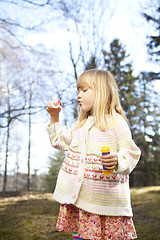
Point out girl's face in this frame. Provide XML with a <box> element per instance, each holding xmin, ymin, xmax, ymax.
<box><xmin>77</xmin><ymin>85</ymin><xmax>96</xmax><ymax>114</ymax></box>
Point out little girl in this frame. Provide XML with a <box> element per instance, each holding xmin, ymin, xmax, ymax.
<box><xmin>46</xmin><ymin>69</ymin><xmax>141</xmax><ymax>240</ymax></box>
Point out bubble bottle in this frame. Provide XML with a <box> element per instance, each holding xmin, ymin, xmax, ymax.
<box><xmin>101</xmin><ymin>146</ymin><xmax>112</xmax><ymax>175</ymax></box>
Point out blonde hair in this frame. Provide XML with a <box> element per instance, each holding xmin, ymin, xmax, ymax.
<box><xmin>77</xmin><ymin>69</ymin><xmax>127</xmax><ymax>130</ymax></box>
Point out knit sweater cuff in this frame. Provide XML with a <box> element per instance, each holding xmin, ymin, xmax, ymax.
<box><xmin>112</xmin><ymin>154</ymin><xmax>119</xmax><ymax>174</ymax></box>
<box><xmin>116</xmin><ymin>152</ymin><xmax>130</xmax><ymax>175</ymax></box>
<box><xmin>46</xmin><ymin>122</ymin><xmax>61</xmax><ymax>134</ymax></box>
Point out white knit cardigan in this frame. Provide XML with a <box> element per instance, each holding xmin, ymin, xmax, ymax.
<box><xmin>47</xmin><ymin>114</ymin><xmax>141</xmax><ymax>216</ymax></box>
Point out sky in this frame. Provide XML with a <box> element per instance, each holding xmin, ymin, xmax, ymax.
<box><xmin>25</xmin><ymin>0</ymin><xmax>159</xmax><ymax>83</ymax></box>
<box><xmin>1</xmin><ymin>0</ymin><xmax>159</xmax><ymax>176</ymax></box>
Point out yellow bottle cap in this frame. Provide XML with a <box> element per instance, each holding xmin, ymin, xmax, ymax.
<box><xmin>101</xmin><ymin>146</ymin><xmax>110</xmax><ymax>153</ymax></box>
<box><xmin>103</xmin><ymin>169</ymin><xmax>112</xmax><ymax>175</ymax></box>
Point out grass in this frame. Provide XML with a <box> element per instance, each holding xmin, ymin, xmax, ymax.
<box><xmin>0</xmin><ymin>186</ymin><xmax>160</xmax><ymax>240</ymax></box>
<box><xmin>131</xmin><ymin>186</ymin><xmax>160</xmax><ymax>240</ymax></box>
<box><xmin>0</xmin><ymin>191</ymin><xmax>72</xmax><ymax>240</ymax></box>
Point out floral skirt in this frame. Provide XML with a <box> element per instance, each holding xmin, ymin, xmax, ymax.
<box><xmin>56</xmin><ymin>204</ymin><xmax>137</xmax><ymax>240</ymax></box>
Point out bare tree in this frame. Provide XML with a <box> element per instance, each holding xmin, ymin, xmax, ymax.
<box><xmin>0</xmin><ymin>22</ymin><xmax>57</xmax><ymax>191</ymax></box>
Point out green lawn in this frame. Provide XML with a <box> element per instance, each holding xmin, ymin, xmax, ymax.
<box><xmin>0</xmin><ymin>186</ymin><xmax>159</xmax><ymax>240</ymax></box>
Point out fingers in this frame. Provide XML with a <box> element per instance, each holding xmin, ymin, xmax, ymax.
<box><xmin>101</xmin><ymin>154</ymin><xmax>118</xmax><ymax>169</ymax></box>
<box><xmin>46</xmin><ymin>104</ymin><xmax>53</xmax><ymax>111</ymax></box>
<box><xmin>46</xmin><ymin>104</ymin><xmax>61</xmax><ymax>116</ymax></box>
<box><xmin>46</xmin><ymin>104</ymin><xmax>52</xmax><ymax>113</ymax></box>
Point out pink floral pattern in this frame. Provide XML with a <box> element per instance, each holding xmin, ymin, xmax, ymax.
<box><xmin>56</xmin><ymin>204</ymin><xmax>137</xmax><ymax>240</ymax></box>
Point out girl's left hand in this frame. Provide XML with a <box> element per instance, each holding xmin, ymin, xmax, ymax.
<box><xmin>101</xmin><ymin>153</ymin><xmax>118</xmax><ymax>170</ymax></box>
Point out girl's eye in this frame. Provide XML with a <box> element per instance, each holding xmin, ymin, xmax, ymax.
<box><xmin>83</xmin><ymin>88</ymin><xmax>88</xmax><ymax>92</ymax></box>
<box><xmin>77</xmin><ymin>87</ymin><xmax>89</xmax><ymax>94</ymax></box>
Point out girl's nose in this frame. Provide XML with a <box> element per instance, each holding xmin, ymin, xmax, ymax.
<box><xmin>78</xmin><ymin>91</ymin><xmax>82</xmax><ymax>98</ymax></box>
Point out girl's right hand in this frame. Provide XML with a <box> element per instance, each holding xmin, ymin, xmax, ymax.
<box><xmin>46</xmin><ymin>100</ymin><xmax>61</xmax><ymax>117</ymax></box>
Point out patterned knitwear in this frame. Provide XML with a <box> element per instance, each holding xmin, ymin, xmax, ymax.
<box><xmin>46</xmin><ymin>113</ymin><xmax>141</xmax><ymax>216</ymax></box>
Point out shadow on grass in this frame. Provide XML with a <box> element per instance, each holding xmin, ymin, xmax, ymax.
<box><xmin>0</xmin><ymin>192</ymin><xmax>72</xmax><ymax>240</ymax></box>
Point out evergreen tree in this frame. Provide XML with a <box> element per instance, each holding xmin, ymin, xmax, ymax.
<box><xmin>135</xmin><ymin>72</ymin><xmax>156</xmax><ymax>186</ymax></box>
<box><xmin>102</xmin><ymin>39</ymin><xmax>139</xmax><ymax>132</ymax></box>
<box><xmin>45</xmin><ymin>150</ymin><xmax>65</xmax><ymax>192</ymax></box>
<box><xmin>137</xmin><ymin>72</ymin><xmax>160</xmax><ymax>186</ymax></box>
<box><xmin>140</xmin><ymin>0</ymin><xmax>160</xmax><ymax>186</ymax></box>
<box><xmin>85</xmin><ymin>55</ymin><xmax>98</xmax><ymax>70</ymax></box>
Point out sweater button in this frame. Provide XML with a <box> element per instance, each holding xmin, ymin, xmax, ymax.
<box><xmin>73</xmin><ymin>194</ymin><xmax>76</xmax><ymax>199</ymax></box>
<box><xmin>78</xmin><ymin>177</ymin><xmax>81</xmax><ymax>182</ymax></box>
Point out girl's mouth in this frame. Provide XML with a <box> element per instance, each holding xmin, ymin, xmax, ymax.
<box><xmin>78</xmin><ymin>100</ymin><xmax>82</xmax><ymax>105</ymax></box>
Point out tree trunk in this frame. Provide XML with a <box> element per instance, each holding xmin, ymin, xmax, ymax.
<box><xmin>15</xmin><ymin>151</ymin><xmax>19</xmax><ymax>191</ymax></box>
<box><xmin>3</xmin><ymin>123</ymin><xmax>10</xmax><ymax>192</ymax></box>
<box><xmin>3</xmin><ymin>91</ymin><xmax>11</xmax><ymax>192</ymax></box>
<box><xmin>27</xmin><ymin>83</ymin><xmax>32</xmax><ymax>191</ymax></box>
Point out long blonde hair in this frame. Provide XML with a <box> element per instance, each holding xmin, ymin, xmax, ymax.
<box><xmin>77</xmin><ymin>69</ymin><xmax>126</xmax><ymax>130</ymax></box>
